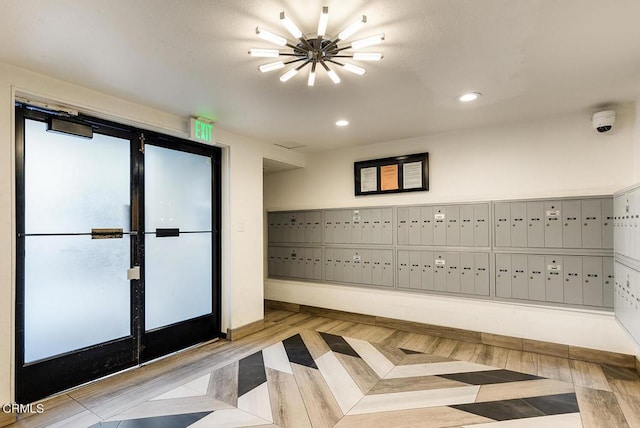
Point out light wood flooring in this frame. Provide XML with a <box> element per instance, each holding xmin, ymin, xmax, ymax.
<box><xmin>6</xmin><ymin>308</ymin><xmax>640</xmax><ymax>427</ymax></box>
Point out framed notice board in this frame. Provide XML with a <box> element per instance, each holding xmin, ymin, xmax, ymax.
<box><xmin>354</xmin><ymin>152</ymin><xmax>429</xmax><ymax>196</ymax></box>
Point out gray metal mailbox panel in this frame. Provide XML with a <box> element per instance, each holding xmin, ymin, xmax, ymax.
<box><xmin>495</xmin><ymin>253</ymin><xmax>512</xmax><ymax>298</ymax></box>
<box><xmin>494</xmin><ymin>203</ymin><xmax>511</xmax><ymax>247</ymax></box>
<box><xmin>474</xmin><ymin>253</ymin><xmax>490</xmax><ymax>296</ymax></box>
<box><xmin>510</xmin><ymin>203</ymin><xmax>528</xmax><ymax>248</ymax></box>
<box><xmin>460</xmin><ymin>252</ymin><xmax>475</xmax><ymax>294</ymax></box>
<box><xmin>581</xmin><ymin>200</ymin><xmax>602</xmax><ymax>249</ymax></box>
<box><xmin>351</xmin><ymin>210</ymin><xmax>363</xmax><ymax>244</ymax></box>
<box><xmin>459</xmin><ymin>205</ymin><xmax>474</xmax><ymax>247</ymax></box>
<box><xmin>511</xmin><ymin>254</ymin><xmax>529</xmax><ymax>299</ymax></box>
<box><xmin>333</xmin><ymin>249</ymin><xmax>344</xmax><ymax>282</ymax></box>
<box><xmin>421</xmin><ymin>251</ymin><xmax>435</xmax><ymax>290</ymax></box>
<box><xmin>361</xmin><ymin>249</ymin><xmax>372</xmax><ymax>285</ymax></box>
<box><xmin>563</xmin><ymin>256</ymin><xmax>583</xmax><ymax>305</ymax></box>
<box><xmin>526</xmin><ymin>202</ymin><xmax>545</xmax><ymax>248</ymax></box>
<box><xmin>304</xmin><ymin>248</ymin><xmax>315</xmax><ymax>279</ymax></box>
<box><xmin>371</xmin><ymin>250</ymin><xmax>383</xmax><ymax>286</ymax></box>
<box><xmin>544</xmin><ymin>201</ymin><xmax>563</xmax><ymax>248</ymax></box>
<box><xmin>275</xmin><ymin>247</ymin><xmax>285</xmax><ymax>277</ymax></box>
<box><xmin>268</xmin><ymin>247</ymin><xmax>277</xmax><ymax>276</ymax></box>
<box><xmin>421</xmin><ymin>206</ymin><xmax>434</xmax><ymax>246</ymax></box>
<box><xmin>545</xmin><ymin>256</ymin><xmax>564</xmax><ymax>303</ymax></box>
<box><xmin>409</xmin><ymin>207</ymin><xmax>422</xmax><ymax>245</ymax></box>
<box><xmin>343</xmin><ymin>248</ymin><xmax>354</xmax><ymax>283</ymax></box>
<box><xmin>371</xmin><ymin>208</ymin><xmax>385</xmax><ymax>244</ymax></box>
<box><xmin>583</xmin><ymin>256</ymin><xmax>603</xmax><ymax>307</ymax></box>
<box><xmin>603</xmin><ymin>257</ymin><xmax>614</xmax><ymax>308</ymax></box>
<box><xmin>446</xmin><ymin>206</ymin><xmax>460</xmax><ymax>246</ymax></box>
<box><xmin>562</xmin><ymin>200</ymin><xmax>582</xmax><ymax>248</ymax></box>
<box><xmin>433</xmin><ymin>206</ymin><xmax>447</xmax><ymax>245</ymax></box>
<box><xmin>268</xmin><ymin>213</ymin><xmax>277</xmax><ymax>243</ymax></box>
<box><xmin>382</xmin><ymin>250</ymin><xmax>394</xmax><ymax>287</ymax></box>
<box><xmin>312</xmin><ymin>211</ymin><xmax>323</xmax><ymax>243</ymax></box>
<box><xmin>398</xmin><ymin>250</ymin><xmax>410</xmax><ymax>288</ymax></box>
<box><xmin>601</xmin><ymin>198</ymin><xmax>614</xmax><ymax>249</ymax></box>
<box><xmin>410</xmin><ymin>251</ymin><xmax>422</xmax><ymax>289</ymax></box>
<box><xmin>446</xmin><ymin>252</ymin><xmax>461</xmax><ymax>293</ymax></box>
<box><xmin>324</xmin><ymin>210</ymin><xmax>335</xmax><ymax>244</ymax></box>
<box><xmin>284</xmin><ymin>248</ymin><xmax>295</xmax><ymax>277</ymax></box>
<box><xmin>350</xmin><ymin>249</ymin><xmax>363</xmax><ymax>284</ymax></box>
<box><xmin>381</xmin><ymin>208</ymin><xmax>393</xmax><ymax>244</ymax></box>
<box><xmin>341</xmin><ymin>211</ymin><xmax>353</xmax><ymax>244</ymax></box>
<box><xmin>313</xmin><ymin>248</ymin><xmax>323</xmax><ymax>280</ymax></box>
<box><xmin>360</xmin><ymin>209</ymin><xmax>372</xmax><ymax>244</ymax></box>
<box><xmin>474</xmin><ymin>203</ymin><xmax>490</xmax><ymax>247</ymax></box>
<box><xmin>281</xmin><ymin>214</ymin><xmax>292</xmax><ymax>243</ymax></box>
<box><xmin>397</xmin><ymin>207</ymin><xmax>410</xmax><ymax>245</ymax></box>
<box><xmin>294</xmin><ymin>212</ymin><xmax>305</xmax><ymax>243</ymax></box>
<box><xmin>296</xmin><ymin>249</ymin><xmax>307</xmax><ymax>278</ymax></box>
<box><xmin>527</xmin><ymin>255</ymin><xmax>546</xmax><ymax>302</ymax></box>
<box><xmin>433</xmin><ymin>253</ymin><xmax>447</xmax><ymax>291</ymax></box>
<box><xmin>325</xmin><ymin>247</ymin><xmax>335</xmax><ymax>281</ymax></box>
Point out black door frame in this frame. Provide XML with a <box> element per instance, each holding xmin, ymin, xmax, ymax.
<box><xmin>14</xmin><ymin>104</ymin><xmax>222</xmax><ymax>404</ymax></box>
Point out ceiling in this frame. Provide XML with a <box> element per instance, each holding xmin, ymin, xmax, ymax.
<box><xmin>1</xmin><ymin>0</ymin><xmax>639</xmax><ymax>152</ymax></box>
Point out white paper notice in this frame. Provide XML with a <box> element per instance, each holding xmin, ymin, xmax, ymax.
<box><xmin>403</xmin><ymin>161</ymin><xmax>423</xmax><ymax>189</ymax></box>
<box><xmin>360</xmin><ymin>167</ymin><xmax>377</xmax><ymax>192</ymax></box>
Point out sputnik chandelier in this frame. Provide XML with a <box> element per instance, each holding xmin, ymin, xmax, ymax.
<box><xmin>249</xmin><ymin>6</ymin><xmax>384</xmax><ymax>86</ymax></box>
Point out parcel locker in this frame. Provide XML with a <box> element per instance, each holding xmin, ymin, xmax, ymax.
<box><xmin>446</xmin><ymin>206</ymin><xmax>460</xmax><ymax>246</ymax></box>
<box><xmin>410</xmin><ymin>251</ymin><xmax>422</xmax><ymax>289</ymax></box>
<box><xmin>474</xmin><ymin>204</ymin><xmax>489</xmax><ymax>247</ymax></box>
<box><xmin>495</xmin><ymin>253</ymin><xmax>512</xmax><ymax>298</ymax></box>
<box><xmin>433</xmin><ymin>253</ymin><xmax>447</xmax><ymax>291</ymax></box>
<box><xmin>325</xmin><ymin>248</ymin><xmax>335</xmax><ymax>281</ymax></box>
<box><xmin>603</xmin><ymin>257</ymin><xmax>614</xmax><ymax>308</ymax></box>
<box><xmin>333</xmin><ymin>249</ymin><xmax>344</xmax><ymax>282</ymax></box>
<box><xmin>398</xmin><ymin>250</ymin><xmax>411</xmax><ymax>288</ymax></box>
<box><xmin>381</xmin><ymin>208</ymin><xmax>393</xmax><ymax>244</ymax></box>
<box><xmin>526</xmin><ymin>202</ymin><xmax>545</xmax><ymax>248</ymax></box>
<box><xmin>268</xmin><ymin>247</ymin><xmax>277</xmax><ymax>276</ymax></box>
<box><xmin>421</xmin><ymin>206</ymin><xmax>434</xmax><ymax>245</ymax></box>
<box><xmin>582</xmin><ymin>256</ymin><xmax>603</xmax><ymax>307</ymax></box>
<box><xmin>282</xmin><ymin>248</ymin><xmax>293</xmax><ymax>277</ymax></box>
<box><xmin>474</xmin><ymin>253</ymin><xmax>490</xmax><ymax>296</ymax></box>
<box><xmin>562</xmin><ymin>200</ymin><xmax>582</xmax><ymax>248</ymax></box>
<box><xmin>421</xmin><ymin>251</ymin><xmax>435</xmax><ymax>290</ymax></box>
<box><xmin>511</xmin><ymin>254</ymin><xmax>528</xmax><ymax>299</ymax></box>
<box><xmin>460</xmin><ymin>252</ymin><xmax>475</xmax><ymax>294</ymax></box>
<box><xmin>361</xmin><ymin>209</ymin><xmax>374</xmax><ymax>244</ymax></box>
<box><xmin>293</xmin><ymin>212</ymin><xmax>305</xmax><ymax>243</ymax></box>
<box><xmin>343</xmin><ymin>248</ymin><xmax>354</xmax><ymax>283</ymax></box>
<box><xmin>601</xmin><ymin>198</ymin><xmax>613</xmax><ymax>249</ymax></box>
<box><xmin>304</xmin><ymin>248</ymin><xmax>315</xmax><ymax>279</ymax></box>
<box><xmin>544</xmin><ymin>202</ymin><xmax>562</xmax><ymax>248</ymax></box>
<box><xmin>459</xmin><ymin>205</ymin><xmax>474</xmax><ymax>247</ymax></box>
<box><xmin>351</xmin><ymin>210</ymin><xmax>362</xmax><ymax>244</ymax></box>
<box><xmin>397</xmin><ymin>207</ymin><xmax>410</xmax><ymax>245</ymax></box>
<box><xmin>545</xmin><ymin>256</ymin><xmax>563</xmax><ymax>303</ymax></box>
<box><xmin>324</xmin><ymin>211</ymin><xmax>336</xmax><ymax>244</ymax></box>
<box><xmin>409</xmin><ymin>206</ymin><xmax>422</xmax><ymax>245</ymax></box>
<box><xmin>351</xmin><ymin>249</ymin><xmax>363</xmax><ymax>284</ymax></box>
<box><xmin>446</xmin><ymin>252</ymin><xmax>461</xmax><ymax>293</ymax></box>
<box><xmin>563</xmin><ymin>256</ymin><xmax>583</xmax><ymax>305</ymax></box>
<box><xmin>382</xmin><ymin>250</ymin><xmax>394</xmax><ymax>287</ymax></box>
<box><xmin>527</xmin><ymin>255</ymin><xmax>546</xmax><ymax>302</ymax></box>
<box><xmin>433</xmin><ymin>207</ymin><xmax>447</xmax><ymax>245</ymax></box>
<box><xmin>371</xmin><ymin>250</ymin><xmax>384</xmax><ymax>286</ymax></box>
<box><xmin>361</xmin><ymin>249</ymin><xmax>372</xmax><ymax>284</ymax></box>
<box><xmin>281</xmin><ymin>214</ymin><xmax>292</xmax><ymax>243</ymax></box>
<box><xmin>313</xmin><ymin>248</ymin><xmax>323</xmax><ymax>280</ymax></box>
<box><xmin>510</xmin><ymin>203</ymin><xmax>527</xmax><ymax>248</ymax></box>
<box><xmin>275</xmin><ymin>247</ymin><xmax>285</xmax><ymax>277</ymax></box>
<box><xmin>268</xmin><ymin>213</ymin><xmax>277</xmax><ymax>243</ymax></box>
<box><xmin>494</xmin><ymin>203</ymin><xmax>511</xmax><ymax>247</ymax></box>
<box><xmin>581</xmin><ymin>200</ymin><xmax>602</xmax><ymax>249</ymax></box>
<box><xmin>293</xmin><ymin>249</ymin><xmax>306</xmax><ymax>278</ymax></box>
<box><xmin>340</xmin><ymin>211</ymin><xmax>352</xmax><ymax>244</ymax></box>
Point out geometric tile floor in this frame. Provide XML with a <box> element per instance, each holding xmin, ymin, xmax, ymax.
<box><xmin>88</xmin><ymin>331</ymin><xmax>585</xmax><ymax>427</ymax></box>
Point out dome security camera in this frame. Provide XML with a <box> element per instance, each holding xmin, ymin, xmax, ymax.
<box><xmin>592</xmin><ymin>110</ymin><xmax>615</xmax><ymax>133</ymax></box>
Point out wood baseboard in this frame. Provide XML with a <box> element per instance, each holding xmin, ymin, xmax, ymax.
<box><xmin>0</xmin><ymin>412</ymin><xmax>16</xmax><ymax>428</ymax></box>
<box><xmin>265</xmin><ymin>299</ymin><xmax>637</xmax><ymax>369</ymax></box>
<box><xmin>226</xmin><ymin>318</ymin><xmax>265</xmax><ymax>341</ymax></box>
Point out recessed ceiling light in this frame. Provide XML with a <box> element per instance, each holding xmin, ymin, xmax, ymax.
<box><xmin>458</xmin><ymin>92</ymin><xmax>481</xmax><ymax>102</ymax></box>
<box><xmin>336</xmin><ymin>120</ymin><xmax>349</xmax><ymax>126</ymax></box>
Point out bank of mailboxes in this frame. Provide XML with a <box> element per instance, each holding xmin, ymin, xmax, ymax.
<box><xmin>494</xmin><ymin>199</ymin><xmax>612</xmax><ymax>249</ymax></box>
<box><xmin>614</xmin><ymin>190</ymin><xmax>640</xmax><ymax>262</ymax></box>
<box><xmin>268</xmin><ymin>247</ymin><xmax>322</xmax><ymax>280</ymax></box>
<box><xmin>397</xmin><ymin>204</ymin><xmax>489</xmax><ymax>247</ymax></box>
<box><xmin>324</xmin><ymin>208</ymin><xmax>393</xmax><ymax>245</ymax></box>
<box><xmin>325</xmin><ymin>248</ymin><xmax>394</xmax><ymax>287</ymax></box>
<box><xmin>495</xmin><ymin>253</ymin><xmax>613</xmax><ymax>308</ymax></box>
<box><xmin>268</xmin><ymin>211</ymin><xmax>323</xmax><ymax>244</ymax></box>
<box><xmin>398</xmin><ymin>250</ymin><xmax>490</xmax><ymax>296</ymax></box>
<box><xmin>614</xmin><ymin>261</ymin><xmax>640</xmax><ymax>343</ymax></box>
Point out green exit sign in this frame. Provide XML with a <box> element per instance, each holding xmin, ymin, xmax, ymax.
<box><xmin>190</xmin><ymin>118</ymin><xmax>214</xmax><ymax>144</ymax></box>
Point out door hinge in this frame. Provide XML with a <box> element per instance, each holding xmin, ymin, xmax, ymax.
<box><xmin>139</xmin><ymin>133</ymin><xmax>145</xmax><ymax>153</ymax></box>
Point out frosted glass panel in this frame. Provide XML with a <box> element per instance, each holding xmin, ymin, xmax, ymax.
<box><xmin>144</xmin><ymin>233</ymin><xmax>212</xmax><ymax>330</ymax></box>
<box><xmin>145</xmin><ymin>145</ymin><xmax>212</xmax><ymax>231</ymax></box>
<box><xmin>24</xmin><ymin>119</ymin><xmax>131</xmax><ymax>234</ymax></box>
<box><xmin>24</xmin><ymin>236</ymin><xmax>131</xmax><ymax>362</ymax></box>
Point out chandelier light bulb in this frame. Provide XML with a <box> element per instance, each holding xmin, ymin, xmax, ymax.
<box><xmin>280</xmin><ymin>12</ymin><xmax>303</xmax><ymax>39</ymax></box>
<box><xmin>258</xmin><ymin>61</ymin><xmax>285</xmax><ymax>72</ymax></box>
<box><xmin>317</xmin><ymin>6</ymin><xmax>329</xmax><ymax>37</ymax></box>
<box><xmin>256</xmin><ymin>27</ymin><xmax>288</xmax><ymax>46</ymax></box>
<box><xmin>458</xmin><ymin>92</ymin><xmax>481</xmax><ymax>102</ymax></box>
<box><xmin>280</xmin><ymin>68</ymin><xmax>298</xmax><ymax>82</ymax></box>
<box><xmin>308</xmin><ymin>70</ymin><xmax>316</xmax><ymax>86</ymax></box>
<box><xmin>351</xmin><ymin>34</ymin><xmax>385</xmax><ymax>50</ymax></box>
<box><xmin>327</xmin><ymin>69</ymin><xmax>341</xmax><ymax>84</ymax></box>
<box><xmin>249</xmin><ymin>48</ymin><xmax>280</xmax><ymax>58</ymax></box>
<box><xmin>338</xmin><ymin>15</ymin><xmax>367</xmax><ymax>40</ymax></box>
<box><xmin>342</xmin><ymin>63</ymin><xmax>366</xmax><ymax>75</ymax></box>
<box><xmin>352</xmin><ymin>52</ymin><xmax>383</xmax><ymax>61</ymax></box>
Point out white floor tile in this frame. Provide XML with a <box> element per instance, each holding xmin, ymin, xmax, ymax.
<box><xmin>151</xmin><ymin>385</ymin><xmax>204</xmax><ymax>401</ymax></box>
<box><xmin>184</xmin><ymin>373</ymin><xmax>212</xmax><ymax>395</ymax></box>
<box><xmin>237</xmin><ymin>382</ymin><xmax>273</xmax><ymax>423</ymax></box>
<box><xmin>187</xmin><ymin>408</ymin><xmax>271</xmax><ymax>428</ymax></box>
<box><xmin>262</xmin><ymin>341</ymin><xmax>293</xmax><ymax>374</ymax></box>
<box><xmin>316</xmin><ymin>351</ymin><xmax>365</xmax><ymax>414</ymax></box>
<box><xmin>344</xmin><ymin>336</ymin><xmax>394</xmax><ymax>378</ymax></box>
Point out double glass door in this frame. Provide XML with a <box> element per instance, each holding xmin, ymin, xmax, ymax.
<box><xmin>15</xmin><ymin>106</ymin><xmax>221</xmax><ymax>403</ymax></box>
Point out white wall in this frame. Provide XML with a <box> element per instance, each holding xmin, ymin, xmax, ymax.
<box><xmin>264</xmin><ymin>104</ymin><xmax>640</xmax><ymax>354</ymax></box>
<box><xmin>0</xmin><ymin>61</ymin><xmax>302</xmax><ymax>404</ymax></box>
<box><xmin>634</xmin><ymin>100</ymin><xmax>640</xmax><ymax>182</ymax></box>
